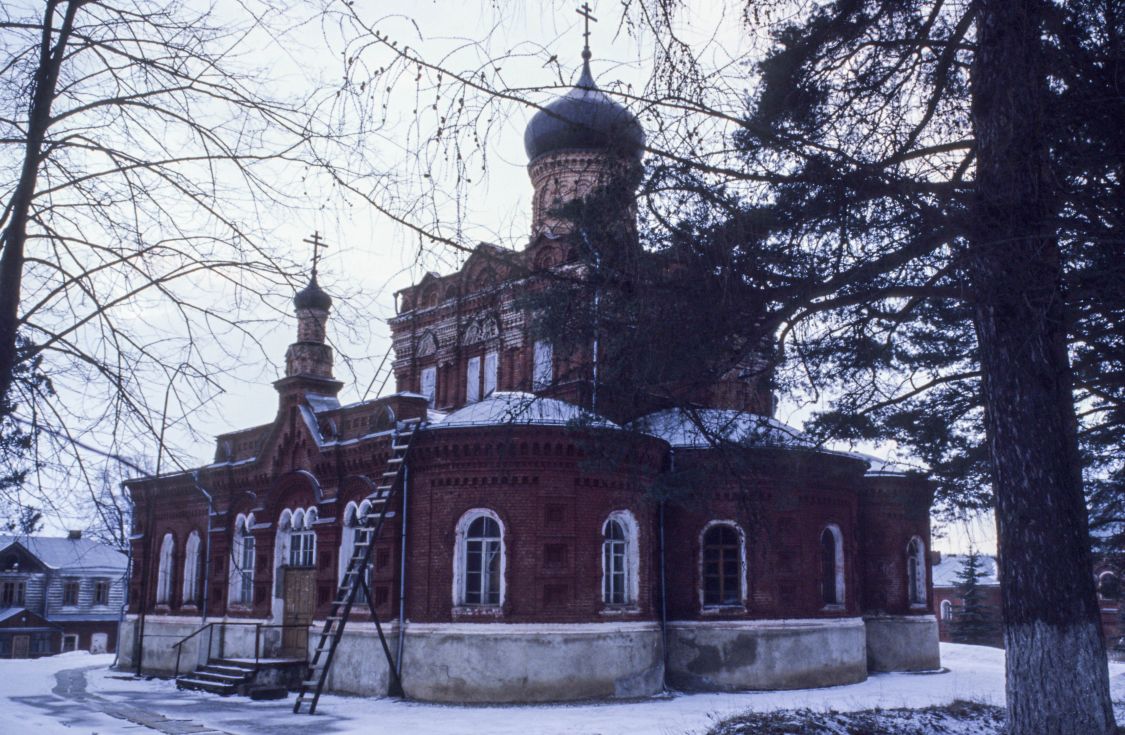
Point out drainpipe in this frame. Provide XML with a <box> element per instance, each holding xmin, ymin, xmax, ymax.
<box><xmin>395</xmin><ymin>460</ymin><xmax>410</xmax><ymax>678</ymax></box>
<box><xmin>658</xmin><ymin>448</ymin><xmax>674</xmax><ymax>686</ymax></box>
<box><xmin>190</xmin><ymin>471</ymin><xmax>213</xmax><ymax>625</ymax></box>
<box><xmin>134</xmin><ymin>485</ymin><xmax>154</xmax><ymax>675</ymax></box>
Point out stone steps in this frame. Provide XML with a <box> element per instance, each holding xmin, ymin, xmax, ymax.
<box><xmin>175</xmin><ymin>660</ymin><xmax>256</xmax><ymax>696</ymax></box>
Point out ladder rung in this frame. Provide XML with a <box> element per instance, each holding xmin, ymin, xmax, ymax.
<box><xmin>392</xmin><ymin>444</ymin><xmax>409</xmax><ymax>450</ymax></box>
<box><xmin>382</xmin><ymin>471</ymin><xmax>398</xmax><ymax>478</ymax></box>
<box><xmin>375</xmin><ymin>485</ymin><xmax>393</xmax><ymax>492</ymax></box>
<box><xmin>302</xmin><ymin>679</ymin><xmax>320</xmax><ymax>688</ymax></box>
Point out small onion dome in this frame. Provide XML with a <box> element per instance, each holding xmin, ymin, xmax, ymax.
<box><xmin>294</xmin><ymin>275</ymin><xmax>332</xmax><ymax>310</ymax></box>
<box><xmin>524</xmin><ymin>55</ymin><xmax>644</xmax><ymax>163</ymax></box>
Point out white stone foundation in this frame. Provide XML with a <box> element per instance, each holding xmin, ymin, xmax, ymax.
<box><xmin>863</xmin><ymin>615</ymin><xmax>941</xmax><ymax>672</ymax></box>
<box><xmin>666</xmin><ymin>618</ymin><xmax>869</xmax><ymax>691</ymax></box>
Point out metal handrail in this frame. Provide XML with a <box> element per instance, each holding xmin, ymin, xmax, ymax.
<box><xmin>172</xmin><ymin>622</ymin><xmax>216</xmax><ymax>678</ymax></box>
<box><xmin>169</xmin><ymin>620</ymin><xmax>326</xmax><ymax>677</ymax></box>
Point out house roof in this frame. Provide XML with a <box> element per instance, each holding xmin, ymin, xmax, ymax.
<box><xmin>0</xmin><ymin>535</ymin><xmax>127</xmax><ymax>573</ymax></box>
<box><xmin>628</xmin><ymin>408</ymin><xmax>819</xmax><ymax>450</ymax></box>
<box><xmin>932</xmin><ymin>553</ymin><xmax>1000</xmax><ymax>588</ymax></box>
<box><xmin>434</xmin><ymin>392</ymin><xmax>619</xmax><ymax>430</ymax></box>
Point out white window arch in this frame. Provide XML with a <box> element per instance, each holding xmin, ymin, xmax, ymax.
<box><xmin>700</xmin><ymin>521</ymin><xmax>746</xmax><ymax>608</ymax></box>
<box><xmin>339</xmin><ymin>501</ymin><xmax>375</xmax><ymax>600</ymax></box>
<box><xmin>453</xmin><ymin>509</ymin><xmax>505</xmax><ymax>607</ymax></box>
<box><xmin>940</xmin><ymin>599</ymin><xmax>953</xmax><ymax>621</ymax></box>
<box><xmin>907</xmin><ymin>536</ymin><xmax>927</xmax><ymax>606</ymax></box>
<box><xmin>156</xmin><ymin>532</ymin><xmax>175</xmax><ymax>605</ymax></box>
<box><xmin>820</xmin><ymin>524</ymin><xmax>845</xmax><ymax>607</ymax></box>
<box><xmin>229</xmin><ymin>513</ymin><xmax>255</xmax><ymax>607</ymax></box>
<box><xmin>602</xmin><ymin>511</ymin><xmax>639</xmax><ymax>606</ymax></box>
<box><xmin>275</xmin><ymin>506</ymin><xmax>318</xmax><ymax>571</ymax></box>
<box><xmin>182</xmin><ymin>530</ymin><xmax>201</xmax><ymax>606</ymax></box>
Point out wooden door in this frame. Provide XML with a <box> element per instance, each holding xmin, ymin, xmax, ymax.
<box><xmin>12</xmin><ymin>635</ymin><xmax>29</xmax><ymax>658</ymax></box>
<box><xmin>281</xmin><ymin>567</ymin><xmax>316</xmax><ymax>658</ymax></box>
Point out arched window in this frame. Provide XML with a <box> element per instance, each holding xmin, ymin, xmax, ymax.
<box><xmin>821</xmin><ymin>525</ymin><xmax>845</xmax><ymax>607</ymax></box>
<box><xmin>156</xmin><ymin>533</ymin><xmax>175</xmax><ymax>605</ymax></box>
<box><xmin>940</xmin><ymin>599</ymin><xmax>953</xmax><ymax>621</ymax></box>
<box><xmin>602</xmin><ymin>511</ymin><xmax>639</xmax><ymax>606</ymax></box>
<box><xmin>182</xmin><ymin>530</ymin><xmax>201</xmax><ymax>606</ymax></box>
<box><xmin>907</xmin><ymin>536</ymin><xmax>927</xmax><ymax>606</ymax></box>
<box><xmin>1098</xmin><ymin>572</ymin><xmax>1120</xmax><ymax>600</ymax></box>
<box><xmin>701</xmin><ymin>522</ymin><xmax>744</xmax><ymax>607</ymax></box>
<box><xmin>455</xmin><ymin>510</ymin><xmax>504</xmax><ymax>607</ymax></box>
<box><xmin>229</xmin><ymin>514</ymin><xmax>255</xmax><ymax>607</ymax></box>
<box><xmin>276</xmin><ymin>506</ymin><xmax>317</xmax><ymax>570</ymax></box>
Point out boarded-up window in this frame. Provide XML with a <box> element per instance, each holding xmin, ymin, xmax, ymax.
<box><xmin>466</xmin><ymin>356</ymin><xmax>481</xmax><ymax>403</ymax></box>
<box><xmin>420</xmin><ymin>366</ymin><xmax>437</xmax><ymax>406</ymax></box>
<box><xmin>532</xmin><ymin>340</ymin><xmax>553</xmax><ymax>390</ymax></box>
<box><xmin>483</xmin><ymin>350</ymin><xmax>499</xmax><ymax>396</ymax></box>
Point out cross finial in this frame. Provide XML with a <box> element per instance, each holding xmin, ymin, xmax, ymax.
<box><xmin>577</xmin><ymin>3</ymin><xmax>597</xmax><ymax>60</ymax></box>
<box><xmin>303</xmin><ymin>231</ymin><xmax>329</xmax><ymax>279</ymax></box>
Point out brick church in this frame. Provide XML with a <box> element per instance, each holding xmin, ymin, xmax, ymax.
<box><xmin>119</xmin><ymin>41</ymin><xmax>940</xmax><ymax>702</ymax></box>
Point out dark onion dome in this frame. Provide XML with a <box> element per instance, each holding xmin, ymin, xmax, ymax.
<box><xmin>294</xmin><ymin>275</ymin><xmax>332</xmax><ymax>310</ymax></box>
<box><xmin>524</xmin><ymin>54</ymin><xmax>644</xmax><ymax>163</ymax></box>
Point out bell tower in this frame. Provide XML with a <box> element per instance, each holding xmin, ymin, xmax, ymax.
<box><xmin>275</xmin><ymin>232</ymin><xmax>342</xmax><ymax>405</ymax></box>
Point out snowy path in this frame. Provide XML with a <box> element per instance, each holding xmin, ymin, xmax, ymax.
<box><xmin>3</xmin><ymin>645</ymin><xmax>1124</xmax><ymax>735</ymax></box>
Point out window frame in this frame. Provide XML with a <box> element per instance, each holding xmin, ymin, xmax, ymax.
<box><xmin>62</xmin><ymin>578</ymin><xmax>80</xmax><ymax>607</ymax></box>
<box><xmin>699</xmin><ymin>521</ymin><xmax>746</xmax><ymax>610</ymax></box>
<box><xmin>601</xmin><ymin>511</ymin><xmax>639</xmax><ymax>608</ymax></box>
<box><xmin>93</xmin><ymin>578</ymin><xmax>110</xmax><ymax>607</ymax></box>
<box><xmin>940</xmin><ymin>599</ymin><xmax>953</xmax><ymax>621</ymax></box>
<box><xmin>229</xmin><ymin>513</ymin><xmax>256</xmax><ymax>608</ymax></box>
<box><xmin>453</xmin><ymin>509</ymin><xmax>505</xmax><ymax>610</ymax></box>
<box><xmin>1</xmin><ymin>579</ymin><xmax>26</xmax><ymax>607</ymax></box>
<box><xmin>420</xmin><ymin>365</ymin><xmax>437</xmax><ymax>406</ymax></box>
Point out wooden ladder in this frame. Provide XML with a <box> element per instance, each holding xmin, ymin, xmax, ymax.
<box><xmin>293</xmin><ymin>417</ymin><xmax>421</xmax><ymax>714</ymax></box>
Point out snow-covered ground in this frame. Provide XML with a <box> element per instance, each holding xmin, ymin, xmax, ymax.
<box><xmin>2</xmin><ymin>644</ymin><xmax>1124</xmax><ymax>734</ymax></box>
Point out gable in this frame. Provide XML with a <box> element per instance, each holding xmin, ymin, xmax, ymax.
<box><xmin>0</xmin><ymin>541</ymin><xmax>49</xmax><ymax>573</ymax></box>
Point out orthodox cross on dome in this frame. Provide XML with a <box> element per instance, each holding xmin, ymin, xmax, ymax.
<box><xmin>303</xmin><ymin>231</ymin><xmax>329</xmax><ymax>279</ymax></box>
<box><xmin>576</xmin><ymin>2</ymin><xmax>597</xmax><ymax>59</ymax></box>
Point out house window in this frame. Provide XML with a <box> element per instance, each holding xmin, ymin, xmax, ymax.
<box><xmin>182</xmin><ymin>530</ymin><xmax>201</xmax><ymax>606</ymax></box>
<box><xmin>532</xmin><ymin>340</ymin><xmax>553</xmax><ymax>390</ymax></box>
<box><xmin>420</xmin><ymin>366</ymin><xmax>437</xmax><ymax>406</ymax></box>
<box><xmin>907</xmin><ymin>536</ymin><xmax>927</xmax><ymax>606</ymax></box>
<box><xmin>940</xmin><ymin>599</ymin><xmax>953</xmax><ymax>621</ymax></box>
<box><xmin>290</xmin><ymin>530</ymin><xmax>316</xmax><ymax>568</ymax></box>
<box><xmin>93</xmin><ymin>579</ymin><xmax>110</xmax><ymax>607</ymax></box>
<box><xmin>456</xmin><ymin>510</ymin><xmax>503</xmax><ymax>607</ymax></box>
<box><xmin>821</xmin><ymin>525</ymin><xmax>845</xmax><ymax>606</ymax></box>
<box><xmin>62</xmin><ymin>579</ymin><xmax>80</xmax><ymax>607</ymax></box>
<box><xmin>602</xmin><ymin>511</ymin><xmax>639</xmax><ymax>606</ymax></box>
<box><xmin>32</xmin><ymin>634</ymin><xmax>52</xmax><ymax>655</ymax></box>
<box><xmin>702</xmin><ymin>523</ymin><xmax>743</xmax><ymax>607</ymax></box>
<box><xmin>1</xmin><ymin>580</ymin><xmax>25</xmax><ymax>607</ymax></box>
<box><xmin>1098</xmin><ymin>571</ymin><xmax>1120</xmax><ymax>600</ymax></box>
<box><xmin>156</xmin><ymin>532</ymin><xmax>175</xmax><ymax>605</ymax></box>
<box><xmin>466</xmin><ymin>356</ymin><xmax>481</xmax><ymax>403</ymax></box>
<box><xmin>62</xmin><ymin>634</ymin><xmax>78</xmax><ymax>653</ymax></box>
<box><xmin>230</xmin><ymin>513</ymin><xmax>256</xmax><ymax>607</ymax></box>
<box><xmin>483</xmin><ymin>350</ymin><xmax>498</xmax><ymax>396</ymax></box>
<box><xmin>603</xmin><ymin>521</ymin><xmax>627</xmax><ymax>605</ymax></box>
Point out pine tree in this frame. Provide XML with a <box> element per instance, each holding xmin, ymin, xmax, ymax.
<box><xmin>950</xmin><ymin>550</ymin><xmax>1001</xmax><ymax>646</ymax></box>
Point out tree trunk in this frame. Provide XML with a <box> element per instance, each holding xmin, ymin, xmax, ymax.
<box><xmin>0</xmin><ymin>0</ymin><xmax>78</xmax><ymax>415</ymax></box>
<box><xmin>971</xmin><ymin>1</ymin><xmax>1115</xmax><ymax>733</ymax></box>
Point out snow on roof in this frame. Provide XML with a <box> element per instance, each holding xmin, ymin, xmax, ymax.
<box><xmin>843</xmin><ymin>450</ymin><xmax>921</xmax><ymax>477</ymax></box>
<box><xmin>306</xmin><ymin>393</ymin><xmax>341</xmax><ymax>414</ymax></box>
<box><xmin>931</xmin><ymin>553</ymin><xmax>999</xmax><ymax>588</ymax></box>
<box><xmin>627</xmin><ymin>408</ymin><xmax>818</xmax><ymax>450</ymax></box>
<box><xmin>434</xmin><ymin>392</ymin><xmax>619</xmax><ymax>430</ymax></box>
<box><xmin>0</xmin><ymin>535</ymin><xmax>127</xmax><ymax>572</ymax></box>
